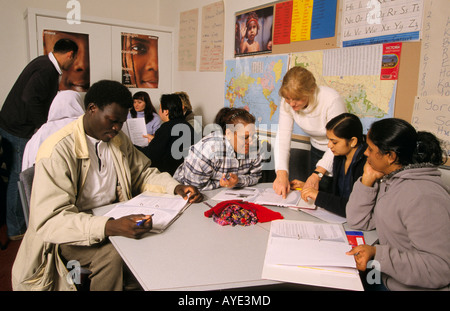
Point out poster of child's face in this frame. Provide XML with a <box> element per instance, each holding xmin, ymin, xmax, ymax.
<box><xmin>43</xmin><ymin>30</ymin><xmax>90</xmax><ymax>92</ymax></box>
<box><xmin>121</xmin><ymin>33</ymin><xmax>159</xmax><ymax>89</ymax></box>
<box><xmin>235</xmin><ymin>6</ymin><xmax>274</xmax><ymax>57</ymax></box>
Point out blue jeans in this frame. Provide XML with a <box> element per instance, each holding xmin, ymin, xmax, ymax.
<box><xmin>0</xmin><ymin>127</ymin><xmax>27</xmax><ymax>237</ymax></box>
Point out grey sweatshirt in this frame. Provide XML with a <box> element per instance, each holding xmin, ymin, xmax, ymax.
<box><xmin>346</xmin><ymin>165</ymin><xmax>450</xmax><ymax>291</ymax></box>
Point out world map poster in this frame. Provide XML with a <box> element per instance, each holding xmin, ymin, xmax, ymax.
<box><xmin>224</xmin><ymin>54</ymin><xmax>296</xmax><ymax>134</ymax></box>
<box><xmin>225</xmin><ymin>45</ymin><xmax>397</xmax><ymax>136</ymax></box>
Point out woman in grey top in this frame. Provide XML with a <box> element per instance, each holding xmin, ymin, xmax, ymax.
<box><xmin>346</xmin><ymin>118</ymin><xmax>450</xmax><ymax>291</ymax></box>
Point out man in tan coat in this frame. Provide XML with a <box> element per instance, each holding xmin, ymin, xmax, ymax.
<box><xmin>12</xmin><ymin>80</ymin><xmax>202</xmax><ymax>291</ymax></box>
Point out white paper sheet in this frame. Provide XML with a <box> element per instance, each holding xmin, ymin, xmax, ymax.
<box><xmin>104</xmin><ymin>193</ymin><xmax>189</xmax><ymax>232</ymax></box>
<box><xmin>264</xmin><ymin>220</ymin><xmax>355</xmax><ymax>268</ymax></box>
<box><xmin>211</xmin><ymin>187</ymin><xmax>316</xmax><ymax>210</ymax></box>
<box><xmin>122</xmin><ymin>118</ymin><xmax>148</xmax><ymax>147</ymax></box>
<box><xmin>301</xmin><ymin>207</ymin><xmax>347</xmax><ymax>224</ymax></box>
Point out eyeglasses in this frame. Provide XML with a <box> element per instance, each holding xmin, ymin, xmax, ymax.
<box><xmin>235</xmin><ymin>132</ymin><xmax>258</xmax><ymax>142</ymax></box>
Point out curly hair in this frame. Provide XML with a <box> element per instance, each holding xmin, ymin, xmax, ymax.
<box><xmin>84</xmin><ymin>80</ymin><xmax>132</xmax><ymax>110</ymax></box>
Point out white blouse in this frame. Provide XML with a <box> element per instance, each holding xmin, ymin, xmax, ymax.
<box><xmin>274</xmin><ymin>85</ymin><xmax>346</xmax><ymax>174</ymax></box>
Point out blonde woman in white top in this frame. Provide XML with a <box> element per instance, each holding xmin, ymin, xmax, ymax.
<box><xmin>273</xmin><ymin>66</ymin><xmax>346</xmax><ymax>198</ymax></box>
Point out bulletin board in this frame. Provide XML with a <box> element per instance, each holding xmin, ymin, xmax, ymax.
<box><xmin>232</xmin><ymin>0</ymin><xmax>449</xmax><ymax>164</ymax></box>
<box><xmin>271</xmin><ymin>0</ymin><xmax>340</xmax><ymax>54</ymax></box>
<box><xmin>232</xmin><ymin>1</ymin><xmax>423</xmax><ymax>129</ymax></box>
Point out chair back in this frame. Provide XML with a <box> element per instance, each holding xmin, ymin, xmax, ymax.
<box><xmin>18</xmin><ymin>166</ymin><xmax>35</xmax><ymax>227</ymax></box>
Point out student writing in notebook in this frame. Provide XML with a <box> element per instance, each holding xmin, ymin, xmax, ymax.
<box><xmin>346</xmin><ymin>118</ymin><xmax>450</xmax><ymax>291</ymax></box>
<box><xmin>290</xmin><ymin>113</ymin><xmax>367</xmax><ymax>217</ymax></box>
<box><xmin>174</xmin><ymin>107</ymin><xmax>262</xmax><ymax>190</ymax></box>
<box><xmin>12</xmin><ymin>80</ymin><xmax>202</xmax><ymax>291</ymax></box>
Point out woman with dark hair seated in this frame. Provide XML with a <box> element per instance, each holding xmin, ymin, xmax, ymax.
<box><xmin>128</xmin><ymin>91</ymin><xmax>161</xmax><ymax>138</ymax></box>
<box><xmin>139</xmin><ymin>94</ymin><xmax>194</xmax><ymax>175</ymax></box>
<box><xmin>346</xmin><ymin>118</ymin><xmax>450</xmax><ymax>291</ymax></box>
<box><xmin>290</xmin><ymin>113</ymin><xmax>366</xmax><ymax>217</ymax></box>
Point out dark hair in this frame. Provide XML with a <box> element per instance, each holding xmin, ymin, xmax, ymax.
<box><xmin>214</xmin><ymin>107</ymin><xmax>256</xmax><ymax>134</ymax></box>
<box><xmin>326</xmin><ymin>113</ymin><xmax>364</xmax><ymax>146</ymax></box>
<box><xmin>131</xmin><ymin>91</ymin><xmax>156</xmax><ymax>123</ymax></box>
<box><xmin>53</xmin><ymin>38</ymin><xmax>78</xmax><ymax>56</ymax></box>
<box><xmin>160</xmin><ymin>94</ymin><xmax>184</xmax><ymax>120</ymax></box>
<box><xmin>414</xmin><ymin>131</ymin><xmax>447</xmax><ymax>165</ymax></box>
<box><xmin>84</xmin><ymin>80</ymin><xmax>132</xmax><ymax>110</ymax></box>
<box><xmin>368</xmin><ymin>118</ymin><xmax>445</xmax><ymax>166</ymax></box>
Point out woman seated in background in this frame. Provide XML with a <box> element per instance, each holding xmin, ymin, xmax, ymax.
<box><xmin>139</xmin><ymin>93</ymin><xmax>194</xmax><ymax>176</ymax></box>
<box><xmin>175</xmin><ymin>91</ymin><xmax>195</xmax><ymax>128</ymax></box>
<box><xmin>290</xmin><ymin>113</ymin><xmax>366</xmax><ymax>217</ymax></box>
<box><xmin>174</xmin><ymin>107</ymin><xmax>262</xmax><ymax>190</ymax></box>
<box><xmin>128</xmin><ymin>91</ymin><xmax>161</xmax><ymax>141</ymax></box>
<box><xmin>176</xmin><ymin>91</ymin><xmax>202</xmax><ymax>140</ymax></box>
<box><xmin>345</xmin><ymin>118</ymin><xmax>450</xmax><ymax>291</ymax></box>
<box><xmin>22</xmin><ymin>90</ymin><xmax>84</xmax><ymax>171</ymax></box>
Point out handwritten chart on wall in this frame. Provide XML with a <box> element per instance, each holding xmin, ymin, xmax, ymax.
<box><xmin>199</xmin><ymin>1</ymin><xmax>224</xmax><ymax>72</ymax></box>
<box><xmin>178</xmin><ymin>8</ymin><xmax>199</xmax><ymax>71</ymax></box>
<box><xmin>341</xmin><ymin>0</ymin><xmax>423</xmax><ymax>47</ymax></box>
<box><xmin>412</xmin><ymin>0</ymin><xmax>450</xmax><ymax>160</ymax></box>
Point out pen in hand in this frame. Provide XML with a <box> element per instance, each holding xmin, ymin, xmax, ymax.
<box><xmin>136</xmin><ymin>214</ymin><xmax>154</xmax><ymax>227</ymax></box>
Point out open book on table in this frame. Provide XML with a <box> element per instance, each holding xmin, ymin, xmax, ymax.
<box><xmin>261</xmin><ymin>219</ymin><xmax>363</xmax><ymax>291</ymax></box>
<box><xmin>121</xmin><ymin>118</ymin><xmax>148</xmax><ymax>147</ymax></box>
<box><xmin>104</xmin><ymin>192</ymin><xmax>190</xmax><ymax>233</ymax></box>
<box><xmin>211</xmin><ymin>187</ymin><xmax>316</xmax><ymax>210</ymax></box>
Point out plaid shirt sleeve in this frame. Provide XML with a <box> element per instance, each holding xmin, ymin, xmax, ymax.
<box><xmin>235</xmin><ymin>152</ymin><xmax>263</xmax><ymax>188</ymax></box>
<box><xmin>174</xmin><ymin>134</ymin><xmax>221</xmax><ymax>190</ymax></box>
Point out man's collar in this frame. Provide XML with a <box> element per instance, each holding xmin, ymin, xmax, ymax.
<box><xmin>48</xmin><ymin>52</ymin><xmax>63</xmax><ymax>75</ymax></box>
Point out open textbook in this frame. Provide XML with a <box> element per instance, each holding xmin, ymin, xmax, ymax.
<box><xmin>211</xmin><ymin>187</ymin><xmax>316</xmax><ymax>210</ymax></box>
<box><xmin>262</xmin><ymin>219</ymin><xmax>363</xmax><ymax>291</ymax></box>
<box><xmin>104</xmin><ymin>192</ymin><xmax>190</xmax><ymax>233</ymax></box>
<box><xmin>121</xmin><ymin>118</ymin><xmax>148</xmax><ymax>147</ymax></box>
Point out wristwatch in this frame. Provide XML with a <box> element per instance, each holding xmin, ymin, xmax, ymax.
<box><xmin>313</xmin><ymin>171</ymin><xmax>324</xmax><ymax>179</ymax></box>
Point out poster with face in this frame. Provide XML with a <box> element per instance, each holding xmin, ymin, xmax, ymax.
<box><xmin>235</xmin><ymin>6</ymin><xmax>274</xmax><ymax>57</ymax></box>
<box><xmin>43</xmin><ymin>30</ymin><xmax>90</xmax><ymax>92</ymax></box>
<box><xmin>121</xmin><ymin>32</ymin><xmax>159</xmax><ymax>88</ymax></box>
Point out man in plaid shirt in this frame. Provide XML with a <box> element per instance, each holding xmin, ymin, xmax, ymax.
<box><xmin>174</xmin><ymin>108</ymin><xmax>262</xmax><ymax>190</ymax></box>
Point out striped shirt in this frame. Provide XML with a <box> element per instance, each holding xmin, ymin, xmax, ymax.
<box><xmin>173</xmin><ymin>131</ymin><xmax>262</xmax><ymax>190</ymax></box>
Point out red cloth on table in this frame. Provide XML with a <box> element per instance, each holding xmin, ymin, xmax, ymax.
<box><xmin>204</xmin><ymin>200</ymin><xmax>284</xmax><ymax>223</ymax></box>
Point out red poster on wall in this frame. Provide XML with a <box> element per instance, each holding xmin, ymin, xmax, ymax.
<box><xmin>381</xmin><ymin>42</ymin><xmax>402</xmax><ymax>80</ymax></box>
<box><xmin>273</xmin><ymin>1</ymin><xmax>293</xmax><ymax>45</ymax></box>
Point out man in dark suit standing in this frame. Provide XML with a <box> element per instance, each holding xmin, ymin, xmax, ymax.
<box><xmin>0</xmin><ymin>39</ymin><xmax>78</xmax><ymax>242</ymax></box>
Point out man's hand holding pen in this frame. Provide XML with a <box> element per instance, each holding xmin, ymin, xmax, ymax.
<box><xmin>219</xmin><ymin>173</ymin><xmax>238</xmax><ymax>188</ymax></box>
<box><xmin>105</xmin><ymin>214</ymin><xmax>153</xmax><ymax>239</ymax></box>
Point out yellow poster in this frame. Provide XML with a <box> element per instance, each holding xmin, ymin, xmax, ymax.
<box><xmin>290</xmin><ymin>0</ymin><xmax>313</xmax><ymax>42</ymax></box>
